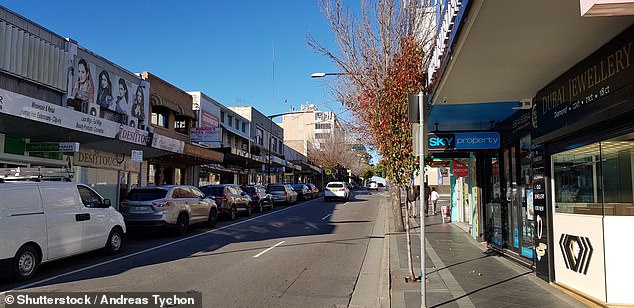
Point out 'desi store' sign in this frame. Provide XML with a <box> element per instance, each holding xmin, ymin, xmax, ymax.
<box><xmin>428</xmin><ymin>132</ymin><xmax>500</xmax><ymax>151</ymax></box>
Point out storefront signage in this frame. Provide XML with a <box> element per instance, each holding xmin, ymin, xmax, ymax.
<box><xmin>152</xmin><ymin>134</ymin><xmax>185</xmax><ymax>154</ymax></box>
<box><xmin>115</xmin><ymin>124</ymin><xmax>150</xmax><ymax>146</ymax></box>
<box><xmin>531</xmin><ymin>144</ymin><xmax>551</xmax><ymax>281</ymax></box>
<box><xmin>533</xmin><ymin>25</ymin><xmax>634</xmax><ymax>138</ymax></box>
<box><xmin>429</xmin><ymin>132</ymin><xmax>500</xmax><ymax>151</ymax></box>
<box><xmin>559</xmin><ymin>234</ymin><xmax>594</xmax><ymax>275</ymax></box>
<box><xmin>0</xmin><ymin>88</ymin><xmax>120</xmax><ymax>138</ymax></box>
<box><xmin>190</xmin><ymin>127</ymin><xmax>221</xmax><ymax>143</ymax></box>
<box><xmin>73</xmin><ymin>149</ymin><xmax>136</xmax><ymax>171</ymax></box>
<box><xmin>452</xmin><ymin>160</ymin><xmax>468</xmax><ymax>177</ymax></box>
<box><xmin>26</xmin><ymin>142</ymin><xmax>80</xmax><ymax>152</ymax></box>
<box><xmin>183</xmin><ymin>144</ymin><xmax>223</xmax><ymax>162</ymax></box>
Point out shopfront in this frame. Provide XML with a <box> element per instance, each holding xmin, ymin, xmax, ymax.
<box><xmin>532</xmin><ymin>25</ymin><xmax>634</xmax><ymax>305</ymax></box>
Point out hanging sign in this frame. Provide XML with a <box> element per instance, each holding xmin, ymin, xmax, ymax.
<box><xmin>452</xmin><ymin>160</ymin><xmax>468</xmax><ymax>177</ymax></box>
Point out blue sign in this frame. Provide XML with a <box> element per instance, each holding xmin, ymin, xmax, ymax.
<box><xmin>428</xmin><ymin>132</ymin><xmax>500</xmax><ymax>151</ymax></box>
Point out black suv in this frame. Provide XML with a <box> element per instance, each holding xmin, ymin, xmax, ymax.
<box><xmin>241</xmin><ymin>185</ymin><xmax>273</xmax><ymax>212</ymax></box>
<box><xmin>291</xmin><ymin>184</ymin><xmax>312</xmax><ymax>200</ymax></box>
<box><xmin>200</xmin><ymin>184</ymin><xmax>252</xmax><ymax>220</ymax></box>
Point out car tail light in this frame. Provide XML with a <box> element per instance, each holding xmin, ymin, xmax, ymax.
<box><xmin>152</xmin><ymin>201</ymin><xmax>174</xmax><ymax>207</ymax></box>
<box><xmin>216</xmin><ymin>196</ymin><xmax>228</xmax><ymax>201</ymax></box>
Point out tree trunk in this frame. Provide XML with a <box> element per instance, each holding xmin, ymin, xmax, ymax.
<box><xmin>390</xmin><ymin>185</ymin><xmax>404</xmax><ymax>232</ymax></box>
<box><xmin>405</xmin><ymin>199</ymin><xmax>415</xmax><ymax>281</ymax></box>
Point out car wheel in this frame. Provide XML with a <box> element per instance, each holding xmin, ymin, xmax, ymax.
<box><xmin>12</xmin><ymin>245</ymin><xmax>39</xmax><ymax>281</ymax></box>
<box><xmin>246</xmin><ymin>203</ymin><xmax>252</xmax><ymax>216</ymax></box>
<box><xmin>258</xmin><ymin>202</ymin><xmax>264</xmax><ymax>213</ymax></box>
<box><xmin>175</xmin><ymin>213</ymin><xmax>189</xmax><ymax>236</ymax></box>
<box><xmin>230</xmin><ymin>205</ymin><xmax>237</xmax><ymax>220</ymax></box>
<box><xmin>269</xmin><ymin>201</ymin><xmax>274</xmax><ymax>210</ymax></box>
<box><xmin>105</xmin><ymin>227</ymin><xmax>123</xmax><ymax>255</ymax></box>
<box><xmin>207</xmin><ymin>208</ymin><xmax>218</xmax><ymax>228</ymax></box>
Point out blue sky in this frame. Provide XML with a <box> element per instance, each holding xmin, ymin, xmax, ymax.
<box><xmin>2</xmin><ymin>1</ymin><xmax>348</xmax><ymax>118</ymax></box>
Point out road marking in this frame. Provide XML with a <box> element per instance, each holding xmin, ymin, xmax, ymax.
<box><xmin>253</xmin><ymin>241</ymin><xmax>285</xmax><ymax>258</ymax></box>
<box><xmin>1</xmin><ymin>198</ymin><xmax>323</xmax><ymax>294</ymax></box>
<box><xmin>321</xmin><ymin>214</ymin><xmax>331</xmax><ymax>220</ymax></box>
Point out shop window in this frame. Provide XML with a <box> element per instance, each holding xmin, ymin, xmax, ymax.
<box><xmin>315</xmin><ymin>133</ymin><xmax>330</xmax><ymax>140</ymax></box>
<box><xmin>227</xmin><ymin>115</ymin><xmax>233</xmax><ymax>128</ymax></box>
<box><xmin>175</xmin><ymin>116</ymin><xmax>189</xmax><ymax>135</ymax></box>
<box><xmin>553</xmin><ymin>139</ymin><xmax>634</xmax><ymax>216</ymax></box>
<box><xmin>242</xmin><ymin>122</ymin><xmax>247</xmax><ymax>133</ymax></box>
<box><xmin>220</xmin><ymin>111</ymin><xmax>225</xmax><ymax>124</ymax></box>
<box><xmin>234</xmin><ymin>118</ymin><xmax>239</xmax><ymax>129</ymax></box>
<box><xmin>272</xmin><ymin>138</ymin><xmax>278</xmax><ymax>152</ymax></box>
<box><xmin>279</xmin><ymin>140</ymin><xmax>283</xmax><ymax>153</ymax></box>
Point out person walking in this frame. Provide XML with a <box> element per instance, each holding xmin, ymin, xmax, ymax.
<box><xmin>431</xmin><ymin>187</ymin><xmax>440</xmax><ymax>215</ymax></box>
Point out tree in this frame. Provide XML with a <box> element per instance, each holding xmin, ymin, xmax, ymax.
<box><xmin>308</xmin><ymin>0</ymin><xmax>432</xmax><ymax>231</ymax></box>
<box><xmin>309</xmin><ymin>0</ymin><xmax>434</xmax><ymax>282</ymax></box>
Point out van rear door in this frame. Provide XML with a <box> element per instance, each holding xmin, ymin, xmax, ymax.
<box><xmin>0</xmin><ymin>185</ymin><xmax>46</xmax><ymax>261</ymax></box>
<box><xmin>39</xmin><ymin>184</ymin><xmax>85</xmax><ymax>260</ymax></box>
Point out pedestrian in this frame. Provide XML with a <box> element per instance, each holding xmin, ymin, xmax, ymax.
<box><xmin>431</xmin><ymin>187</ymin><xmax>440</xmax><ymax>215</ymax></box>
<box><xmin>406</xmin><ymin>182</ymin><xmax>419</xmax><ymax>218</ymax></box>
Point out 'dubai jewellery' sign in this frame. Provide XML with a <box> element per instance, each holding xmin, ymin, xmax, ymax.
<box><xmin>533</xmin><ymin>25</ymin><xmax>634</xmax><ymax>137</ymax></box>
<box><xmin>0</xmin><ymin>88</ymin><xmax>119</xmax><ymax>137</ymax></box>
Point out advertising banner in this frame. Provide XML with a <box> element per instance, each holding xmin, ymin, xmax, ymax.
<box><xmin>152</xmin><ymin>134</ymin><xmax>185</xmax><ymax>154</ymax></box>
<box><xmin>191</xmin><ymin>93</ymin><xmax>222</xmax><ymax>147</ymax></box>
<box><xmin>66</xmin><ymin>54</ymin><xmax>150</xmax><ymax>130</ymax></box>
<box><xmin>0</xmin><ymin>88</ymin><xmax>119</xmax><ymax>137</ymax></box>
<box><xmin>190</xmin><ymin>127</ymin><xmax>222</xmax><ymax>143</ymax></box>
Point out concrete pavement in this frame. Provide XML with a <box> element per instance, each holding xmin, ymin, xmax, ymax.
<box><xmin>349</xmin><ymin>190</ymin><xmax>589</xmax><ymax>308</ymax></box>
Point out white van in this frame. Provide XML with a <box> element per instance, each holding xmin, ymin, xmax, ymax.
<box><xmin>0</xmin><ymin>182</ymin><xmax>126</xmax><ymax>281</ymax></box>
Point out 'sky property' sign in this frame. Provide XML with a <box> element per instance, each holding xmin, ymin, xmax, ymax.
<box><xmin>428</xmin><ymin>132</ymin><xmax>500</xmax><ymax>151</ymax></box>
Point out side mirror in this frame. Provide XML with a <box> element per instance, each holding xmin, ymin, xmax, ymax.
<box><xmin>102</xmin><ymin>199</ymin><xmax>112</xmax><ymax>208</ymax></box>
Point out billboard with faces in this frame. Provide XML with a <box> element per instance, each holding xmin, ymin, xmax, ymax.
<box><xmin>66</xmin><ymin>51</ymin><xmax>149</xmax><ymax>130</ymax></box>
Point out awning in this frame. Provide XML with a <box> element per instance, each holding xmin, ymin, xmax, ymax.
<box><xmin>431</xmin><ymin>0</ymin><xmax>634</xmax><ymax>108</ymax></box>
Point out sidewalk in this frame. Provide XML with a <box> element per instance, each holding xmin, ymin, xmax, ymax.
<box><xmin>387</xmin><ymin>196</ymin><xmax>589</xmax><ymax>308</ymax></box>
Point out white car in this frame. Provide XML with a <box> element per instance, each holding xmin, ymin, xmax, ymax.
<box><xmin>0</xmin><ymin>182</ymin><xmax>126</xmax><ymax>281</ymax></box>
<box><xmin>324</xmin><ymin>182</ymin><xmax>350</xmax><ymax>202</ymax></box>
<box><xmin>367</xmin><ymin>181</ymin><xmax>379</xmax><ymax>190</ymax></box>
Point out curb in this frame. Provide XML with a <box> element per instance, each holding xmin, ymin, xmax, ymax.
<box><xmin>378</xmin><ymin>195</ymin><xmax>391</xmax><ymax>308</ymax></box>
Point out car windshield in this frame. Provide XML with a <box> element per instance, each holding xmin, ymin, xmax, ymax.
<box><xmin>125</xmin><ymin>188</ymin><xmax>168</xmax><ymax>201</ymax></box>
<box><xmin>327</xmin><ymin>183</ymin><xmax>344</xmax><ymax>188</ymax></box>
<box><xmin>292</xmin><ymin>184</ymin><xmax>305</xmax><ymax>189</ymax></box>
<box><xmin>268</xmin><ymin>185</ymin><xmax>285</xmax><ymax>191</ymax></box>
<box><xmin>202</xmin><ymin>186</ymin><xmax>224</xmax><ymax>196</ymax></box>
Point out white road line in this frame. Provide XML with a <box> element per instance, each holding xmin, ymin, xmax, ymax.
<box><xmin>0</xmin><ymin>199</ymin><xmax>321</xmax><ymax>294</ymax></box>
<box><xmin>321</xmin><ymin>214</ymin><xmax>332</xmax><ymax>220</ymax></box>
<box><xmin>253</xmin><ymin>241</ymin><xmax>285</xmax><ymax>258</ymax></box>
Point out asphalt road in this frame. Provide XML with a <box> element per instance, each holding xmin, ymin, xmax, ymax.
<box><xmin>1</xmin><ymin>190</ymin><xmax>380</xmax><ymax>308</ymax></box>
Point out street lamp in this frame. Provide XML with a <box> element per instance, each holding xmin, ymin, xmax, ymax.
<box><xmin>310</xmin><ymin>72</ymin><xmax>349</xmax><ymax>78</ymax></box>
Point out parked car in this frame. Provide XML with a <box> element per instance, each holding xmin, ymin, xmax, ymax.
<box><xmin>241</xmin><ymin>185</ymin><xmax>273</xmax><ymax>212</ymax></box>
<box><xmin>367</xmin><ymin>181</ymin><xmax>378</xmax><ymax>191</ymax></box>
<box><xmin>307</xmin><ymin>183</ymin><xmax>319</xmax><ymax>198</ymax></box>
<box><xmin>292</xmin><ymin>184</ymin><xmax>312</xmax><ymax>200</ymax></box>
<box><xmin>325</xmin><ymin>181</ymin><xmax>350</xmax><ymax>202</ymax></box>
<box><xmin>200</xmin><ymin>184</ymin><xmax>252</xmax><ymax>220</ymax></box>
<box><xmin>120</xmin><ymin>185</ymin><xmax>217</xmax><ymax>236</ymax></box>
<box><xmin>267</xmin><ymin>183</ymin><xmax>298</xmax><ymax>205</ymax></box>
<box><xmin>0</xmin><ymin>182</ymin><xmax>125</xmax><ymax>281</ymax></box>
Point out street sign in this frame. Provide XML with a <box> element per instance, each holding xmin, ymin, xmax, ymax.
<box><xmin>324</xmin><ymin>169</ymin><xmax>332</xmax><ymax>175</ymax></box>
<box><xmin>131</xmin><ymin>150</ymin><xmax>144</xmax><ymax>163</ymax></box>
<box><xmin>452</xmin><ymin>160</ymin><xmax>469</xmax><ymax>177</ymax></box>
<box><xmin>26</xmin><ymin>142</ymin><xmax>80</xmax><ymax>152</ymax></box>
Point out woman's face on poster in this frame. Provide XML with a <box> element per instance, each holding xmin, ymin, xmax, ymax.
<box><xmin>119</xmin><ymin>83</ymin><xmax>126</xmax><ymax>99</ymax></box>
<box><xmin>136</xmin><ymin>89</ymin><xmax>143</xmax><ymax>103</ymax></box>
<box><xmin>100</xmin><ymin>74</ymin><xmax>108</xmax><ymax>88</ymax></box>
<box><xmin>78</xmin><ymin>63</ymin><xmax>87</xmax><ymax>83</ymax></box>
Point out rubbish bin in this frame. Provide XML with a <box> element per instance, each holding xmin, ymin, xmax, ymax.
<box><xmin>441</xmin><ymin>205</ymin><xmax>451</xmax><ymax>223</ymax></box>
